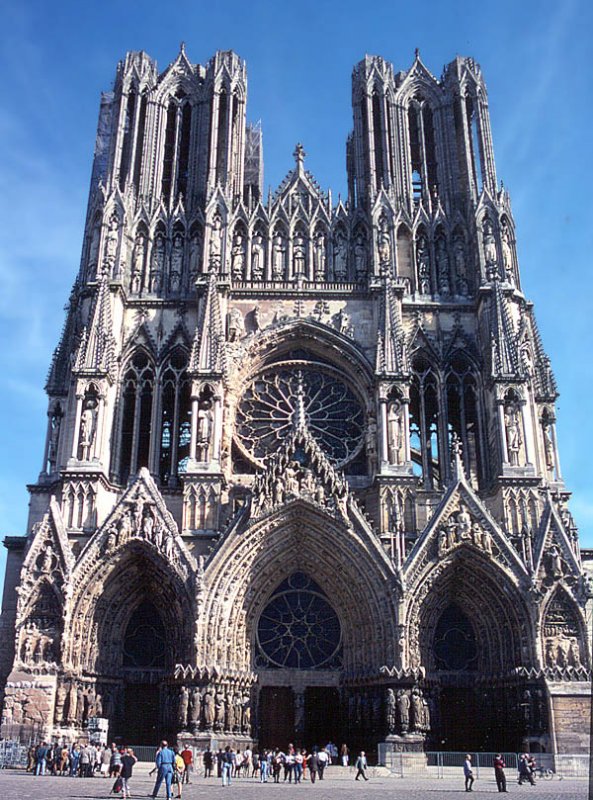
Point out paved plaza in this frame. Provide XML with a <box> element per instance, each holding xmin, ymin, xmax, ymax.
<box><xmin>0</xmin><ymin>767</ymin><xmax>588</xmax><ymax>800</ymax></box>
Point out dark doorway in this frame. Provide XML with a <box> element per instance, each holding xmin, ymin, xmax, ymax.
<box><xmin>304</xmin><ymin>687</ymin><xmax>340</xmax><ymax>750</ymax></box>
<box><xmin>438</xmin><ymin>687</ymin><xmax>479</xmax><ymax>751</ymax></box>
<box><xmin>121</xmin><ymin>683</ymin><xmax>160</xmax><ymax>744</ymax></box>
<box><xmin>437</xmin><ymin>686</ymin><xmax>524</xmax><ymax>752</ymax></box>
<box><xmin>259</xmin><ymin>687</ymin><xmax>295</xmax><ymax>750</ymax></box>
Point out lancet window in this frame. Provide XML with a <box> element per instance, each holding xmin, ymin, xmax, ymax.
<box><xmin>465</xmin><ymin>94</ymin><xmax>484</xmax><ymax>194</ymax></box>
<box><xmin>161</xmin><ymin>92</ymin><xmax>193</xmax><ymax>206</ymax></box>
<box><xmin>408</xmin><ymin>94</ymin><xmax>438</xmax><ymax>203</ymax></box>
<box><xmin>409</xmin><ymin>356</ymin><xmax>440</xmax><ymax>488</ymax></box>
<box><xmin>117</xmin><ymin>351</ymin><xmax>155</xmax><ymax>484</ymax></box>
<box><xmin>158</xmin><ymin>348</ymin><xmax>191</xmax><ymax>485</ymax></box>
<box><xmin>445</xmin><ymin>356</ymin><xmax>482</xmax><ymax>486</ymax></box>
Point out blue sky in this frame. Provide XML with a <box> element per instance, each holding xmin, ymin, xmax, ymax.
<box><xmin>1</xmin><ymin>0</ymin><xmax>592</xmax><ymax>595</ymax></box>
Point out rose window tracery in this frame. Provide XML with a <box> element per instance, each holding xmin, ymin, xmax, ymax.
<box><xmin>256</xmin><ymin>573</ymin><xmax>342</xmax><ymax>670</ymax></box>
<box><xmin>235</xmin><ymin>364</ymin><xmax>365</xmax><ymax>467</ymax></box>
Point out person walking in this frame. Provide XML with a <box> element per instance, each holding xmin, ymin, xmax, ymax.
<box><xmin>109</xmin><ymin>743</ymin><xmax>122</xmax><ymax>778</ymax></box>
<box><xmin>221</xmin><ymin>746</ymin><xmax>233</xmax><ymax>786</ymax></box>
<box><xmin>464</xmin><ymin>754</ymin><xmax>474</xmax><ymax>792</ymax></box>
<box><xmin>180</xmin><ymin>745</ymin><xmax>193</xmax><ymax>784</ymax></box>
<box><xmin>494</xmin><ymin>754</ymin><xmax>507</xmax><ymax>792</ymax></box>
<box><xmin>120</xmin><ymin>748</ymin><xmax>137</xmax><ymax>800</ymax></box>
<box><xmin>308</xmin><ymin>751</ymin><xmax>319</xmax><ymax>783</ymax></box>
<box><xmin>518</xmin><ymin>753</ymin><xmax>535</xmax><ymax>785</ymax></box>
<box><xmin>317</xmin><ymin>747</ymin><xmax>329</xmax><ymax>780</ymax></box>
<box><xmin>152</xmin><ymin>740</ymin><xmax>176</xmax><ymax>800</ymax></box>
<box><xmin>173</xmin><ymin>749</ymin><xmax>185</xmax><ymax>799</ymax></box>
<box><xmin>259</xmin><ymin>750</ymin><xmax>269</xmax><ymax>783</ymax></box>
<box><xmin>354</xmin><ymin>751</ymin><xmax>369</xmax><ymax>781</ymax></box>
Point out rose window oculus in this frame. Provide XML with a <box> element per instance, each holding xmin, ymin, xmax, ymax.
<box><xmin>235</xmin><ymin>364</ymin><xmax>365</xmax><ymax>466</ymax></box>
<box><xmin>256</xmin><ymin>573</ymin><xmax>343</xmax><ymax>670</ymax></box>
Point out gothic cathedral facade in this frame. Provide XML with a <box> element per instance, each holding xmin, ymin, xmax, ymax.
<box><xmin>0</xmin><ymin>46</ymin><xmax>590</xmax><ymax>755</ymax></box>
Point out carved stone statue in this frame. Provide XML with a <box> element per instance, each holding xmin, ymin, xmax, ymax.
<box><xmin>214</xmin><ymin>693</ymin><xmax>225</xmax><ymax>731</ymax></box>
<box><xmin>209</xmin><ymin>215</ymin><xmax>223</xmax><ymax>268</ymax></box>
<box><xmin>313</xmin><ymin>230</ymin><xmax>326</xmax><ymax>280</ymax></box>
<box><xmin>150</xmin><ymin>235</ymin><xmax>165</xmax><ymax>292</ymax></box>
<box><xmin>48</xmin><ymin>410</ymin><xmax>62</xmax><ymax>471</ymax></box>
<box><xmin>378</xmin><ymin>219</ymin><xmax>391</xmax><ymax>271</ymax></box>
<box><xmin>546</xmin><ymin>545</ymin><xmax>563</xmax><ymax>580</ymax></box>
<box><xmin>504</xmin><ymin>404</ymin><xmax>522</xmax><ymax>466</ymax></box>
<box><xmin>397</xmin><ymin>689</ymin><xmax>410</xmax><ymax>733</ymax></box>
<box><xmin>231</xmin><ymin>231</ymin><xmax>246</xmax><ymax>279</ymax></box>
<box><xmin>228</xmin><ymin>307</ymin><xmax>245</xmax><ymax>342</ymax></box>
<box><xmin>79</xmin><ymin>400</ymin><xmax>97</xmax><ymax>460</ymax></box>
<box><xmin>203</xmin><ymin>690</ymin><xmax>214</xmax><ymax>728</ymax></box>
<box><xmin>435</xmin><ymin>237</ymin><xmax>450</xmax><ymax>294</ymax></box>
<box><xmin>501</xmin><ymin>223</ymin><xmax>514</xmax><ymax>283</ymax></box>
<box><xmin>189</xmin><ymin>229</ymin><xmax>203</xmax><ymax>280</ymax></box>
<box><xmin>103</xmin><ymin>213</ymin><xmax>119</xmax><ymax>273</ymax></box>
<box><xmin>169</xmin><ymin>234</ymin><xmax>183</xmax><ymax>292</ymax></box>
<box><xmin>457</xmin><ymin>505</ymin><xmax>472</xmax><ymax>540</ymax></box>
<box><xmin>354</xmin><ymin>232</ymin><xmax>367</xmax><ymax>280</ymax></box>
<box><xmin>333</xmin><ymin>231</ymin><xmax>348</xmax><ymax>280</ymax></box>
<box><xmin>251</xmin><ymin>232</ymin><xmax>264</xmax><ymax>280</ymax></box>
<box><xmin>272</xmin><ymin>231</ymin><xmax>286</xmax><ymax>279</ymax></box>
<box><xmin>196</xmin><ymin>402</ymin><xmax>214</xmax><ymax>461</ymax></box>
<box><xmin>131</xmin><ymin>232</ymin><xmax>145</xmax><ymax>292</ymax></box>
<box><xmin>293</xmin><ymin>231</ymin><xmax>307</xmax><ymax>276</ymax></box>
<box><xmin>386</xmin><ymin>688</ymin><xmax>397</xmax><ymax>734</ymax></box>
<box><xmin>416</xmin><ymin>234</ymin><xmax>431</xmax><ymax>294</ymax></box>
<box><xmin>224</xmin><ymin>693</ymin><xmax>234</xmax><ymax>732</ymax></box>
<box><xmin>178</xmin><ymin>685</ymin><xmax>189</xmax><ymax>728</ymax></box>
<box><xmin>483</xmin><ymin>218</ymin><xmax>497</xmax><ymax>266</ymax></box>
<box><xmin>387</xmin><ymin>400</ymin><xmax>403</xmax><ymax>464</ymax></box>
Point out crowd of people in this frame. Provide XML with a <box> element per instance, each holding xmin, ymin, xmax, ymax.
<box><xmin>464</xmin><ymin>752</ymin><xmax>540</xmax><ymax>793</ymax></box>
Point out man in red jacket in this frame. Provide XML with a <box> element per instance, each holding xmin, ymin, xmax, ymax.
<box><xmin>493</xmin><ymin>754</ymin><xmax>507</xmax><ymax>792</ymax></box>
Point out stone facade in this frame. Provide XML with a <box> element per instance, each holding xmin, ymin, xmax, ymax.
<box><xmin>0</xmin><ymin>45</ymin><xmax>590</xmax><ymax>753</ymax></box>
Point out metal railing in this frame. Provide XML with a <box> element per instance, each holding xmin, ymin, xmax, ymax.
<box><xmin>0</xmin><ymin>741</ymin><xmax>29</xmax><ymax>769</ymax></box>
<box><xmin>378</xmin><ymin>749</ymin><xmax>588</xmax><ymax>779</ymax></box>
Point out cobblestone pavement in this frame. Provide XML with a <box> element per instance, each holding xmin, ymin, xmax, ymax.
<box><xmin>0</xmin><ymin>768</ymin><xmax>588</xmax><ymax>800</ymax></box>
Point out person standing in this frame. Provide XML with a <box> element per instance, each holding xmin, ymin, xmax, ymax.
<box><xmin>173</xmin><ymin>749</ymin><xmax>185</xmax><ymax>799</ymax></box>
<box><xmin>109</xmin><ymin>743</ymin><xmax>122</xmax><ymax>778</ymax></box>
<box><xmin>354</xmin><ymin>751</ymin><xmax>369</xmax><ymax>781</ymax></box>
<box><xmin>518</xmin><ymin>753</ymin><xmax>535</xmax><ymax>785</ymax></box>
<box><xmin>221</xmin><ymin>746</ymin><xmax>233</xmax><ymax>787</ymax></box>
<box><xmin>120</xmin><ymin>748</ymin><xmax>137</xmax><ymax>800</ymax></box>
<box><xmin>152</xmin><ymin>740</ymin><xmax>176</xmax><ymax>800</ymax></box>
<box><xmin>35</xmin><ymin>741</ymin><xmax>49</xmax><ymax>776</ymax></box>
<box><xmin>180</xmin><ymin>745</ymin><xmax>193</xmax><ymax>784</ymax></box>
<box><xmin>464</xmin><ymin>754</ymin><xmax>474</xmax><ymax>792</ymax></box>
<box><xmin>259</xmin><ymin>751</ymin><xmax>269</xmax><ymax>783</ymax></box>
<box><xmin>203</xmin><ymin>748</ymin><xmax>213</xmax><ymax>778</ymax></box>
<box><xmin>341</xmin><ymin>743</ymin><xmax>349</xmax><ymax>767</ymax></box>
<box><xmin>494</xmin><ymin>754</ymin><xmax>507</xmax><ymax>792</ymax></box>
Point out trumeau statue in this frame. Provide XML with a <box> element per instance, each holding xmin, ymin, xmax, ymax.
<box><xmin>1</xmin><ymin>46</ymin><xmax>587</xmax><ymax>761</ymax></box>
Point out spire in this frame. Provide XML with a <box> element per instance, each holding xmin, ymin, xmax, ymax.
<box><xmin>74</xmin><ymin>269</ymin><xmax>116</xmax><ymax>377</ymax></box>
<box><xmin>189</xmin><ymin>271</ymin><xmax>225</xmax><ymax>374</ymax></box>
<box><xmin>376</xmin><ymin>277</ymin><xmax>407</xmax><ymax>376</ymax></box>
<box><xmin>489</xmin><ymin>271</ymin><xmax>520</xmax><ymax>378</ymax></box>
<box><xmin>293</xmin><ymin>142</ymin><xmax>306</xmax><ymax>176</ymax></box>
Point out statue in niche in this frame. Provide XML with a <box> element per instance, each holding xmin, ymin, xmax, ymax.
<box><xmin>385</xmin><ymin>688</ymin><xmax>397</xmax><ymax>734</ymax></box>
<box><xmin>169</xmin><ymin>234</ymin><xmax>183</xmax><ymax>292</ymax></box>
<box><xmin>336</xmin><ymin>308</ymin><xmax>353</xmax><ymax>337</ymax></box>
<box><xmin>48</xmin><ymin>410</ymin><xmax>62</xmax><ymax>471</ymax></box>
<box><xmin>313</xmin><ymin>230</ymin><xmax>326</xmax><ymax>280</ymax></box>
<box><xmin>150</xmin><ymin>235</ymin><xmax>165</xmax><ymax>292</ymax></box>
<box><xmin>453</xmin><ymin>236</ymin><xmax>468</xmax><ymax>295</ymax></box>
<box><xmin>131</xmin><ymin>232</ymin><xmax>145</xmax><ymax>293</ymax></box>
<box><xmin>397</xmin><ymin>689</ymin><xmax>410</xmax><ymax>733</ymax></box>
<box><xmin>354</xmin><ymin>232</ymin><xmax>367</xmax><ymax>280</ymax></box>
<box><xmin>416</xmin><ymin>234</ymin><xmax>431</xmax><ymax>294</ymax></box>
<box><xmin>568</xmin><ymin>640</ymin><xmax>581</xmax><ymax>668</ymax></box>
<box><xmin>387</xmin><ymin>399</ymin><xmax>403</xmax><ymax>465</ymax></box>
<box><xmin>79</xmin><ymin>398</ymin><xmax>97</xmax><ymax>460</ymax></box>
<box><xmin>501</xmin><ymin>223</ymin><xmax>514</xmax><ymax>283</ymax></box>
<box><xmin>251</xmin><ymin>232</ymin><xmax>264</xmax><ymax>279</ymax></box>
<box><xmin>55</xmin><ymin>684</ymin><xmax>67</xmax><ymax>723</ymax></box>
<box><xmin>285</xmin><ymin>462</ymin><xmax>299</xmax><ymax>496</ymax></box>
<box><xmin>178</xmin><ymin>685</ymin><xmax>189</xmax><ymax>728</ymax></box>
<box><xmin>333</xmin><ymin>231</ymin><xmax>348</xmax><ymax>280</ymax></box>
<box><xmin>142</xmin><ymin>512</ymin><xmax>154</xmax><ymax>540</ymax></box>
<box><xmin>411</xmin><ymin>687</ymin><xmax>424</xmax><ymax>732</ymax></box>
<box><xmin>446</xmin><ymin>516</ymin><xmax>458</xmax><ymax>549</ymax></box>
<box><xmin>377</xmin><ymin>219</ymin><xmax>391</xmax><ymax>271</ymax></box>
<box><xmin>203</xmin><ymin>691</ymin><xmax>215</xmax><ymax>728</ymax></box>
<box><xmin>482</xmin><ymin>218</ymin><xmax>497</xmax><ymax>266</ymax></box>
<box><xmin>189</xmin><ymin>229</ymin><xmax>203</xmax><ymax>283</ymax></box>
<box><xmin>231</xmin><ymin>230</ymin><xmax>246</xmax><ymax>280</ymax></box>
<box><xmin>214</xmin><ymin>693</ymin><xmax>225</xmax><ymax>731</ymax></box>
<box><xmin>103</xmin><ymin>213</ymin><xmax>119</xmax><ymax>273</ymax></box>
<box><xmin>209</xmin><ymin>215</ymin><xmax>223</xmax><ymax>268</ymax></box>
<box><xmin>189</xmin><ymin>688</ymin><xmax>201</xmax><ymax>730</ymax></box>
<box><xmin>293</xmin><ymin>231</ymin><xmax>307</xmax><ymax>276</ymax></box>
<box><xmin>252</xmin><ymin>306</ymin><xmax>261</xmax><ymax>332</ymax></box>
<box><xmin>435</xmin><ymin>238</ymin><xmax>450</xmax><ymax>294</ymax></box>
<box><xmin>224</xmin><ymin>694</ymin><xmax>235</xmax><ymax>732</ymax></box>
<box><xmin>504</xmin><ymin>404</ymin><xmax>522</xmax><ymax>466</ymax></box>
<box><xmin>272</xmin><ymin>230</ymin><xmax>286</xmax><ymax>279</ymax></box>
<box><xmin>542</xmin><ymin>419</ymin><xmax>555</xmax><ymax>469</ymax></box>
<box><xmin>227</xmin><ymin>307</ymin><xmax>244</xmax><ymax>342</ymax></box>
<box><xmin>242</xmin><ymin>695</ymin><xmax>251</xmax><ymax>734</ymax></box>
<box><xmin>196</xmin><ymin>401</ymin><xmax>214</xmax><ymax>461</ymax></box>
<box><xmin>438</xmin><ymin>528</ymin><xmax>448</xmax><ymax>557</ymax></box>
<box><xmin>67</xmin><ymin>682</ymin><xmax>78</xmax><ymax>723</ymax></box>
<box><xmin>546</xmin><ymin>545</ymin><xmax>564</xmax><ymax>580</ymax></box>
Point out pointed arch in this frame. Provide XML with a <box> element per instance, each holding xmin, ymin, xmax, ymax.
<box><xmin>113</xmin><ymin>349</ymin><xmax>156</xmax><ymax>484</ymax></box>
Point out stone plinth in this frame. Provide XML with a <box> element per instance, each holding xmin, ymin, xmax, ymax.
<box><xmin>177</xmin><ymin>730</ymin><xmax>255</xmax><ymax>752</ymax></box>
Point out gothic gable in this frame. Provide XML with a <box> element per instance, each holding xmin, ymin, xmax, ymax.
<box><xmin>532</xmin><ymin>501</ymin><xmax>581</xmax><ymax>588</ymax></box>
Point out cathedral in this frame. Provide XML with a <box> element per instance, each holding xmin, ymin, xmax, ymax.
<box><xmin>0</xmin><ymin>45</ymin><xmax>590</xmax><ymax>757</ymax></box>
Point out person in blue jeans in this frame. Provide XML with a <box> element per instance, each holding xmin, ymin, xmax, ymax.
<box><xmin>152</xmin><ymin>740</ymin><xmax>176</xmax><ymax>800</ymax></box>
<box><xmin>221</xmin><ymin>746</ymin><xmax>233</xmax><ymax>786</ymax></box>
<box><xmin>35</xmin><ymin>742</ymin><xmax>49</xmax><ymax>776</ymax></box>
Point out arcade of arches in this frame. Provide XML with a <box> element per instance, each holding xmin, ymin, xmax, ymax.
<box><xmin>1</xmin><ymin>46</ymin><xmax>591</xmax><ymax>759</ymax></box>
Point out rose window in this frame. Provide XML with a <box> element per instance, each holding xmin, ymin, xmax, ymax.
<box><xmin>256</xmin><ymin>573</ymin><xmax>342</xmax><ymax>670</ymax></box>
<box><xmin>234</xmin><ymin>364</ymin><xmax>364</xmax><ymax>467</ymax></box>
